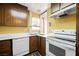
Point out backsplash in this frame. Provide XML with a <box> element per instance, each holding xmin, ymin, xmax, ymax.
<box><xmin>47</xmin><ymin>4</ymin><xmax>76</xmax><ymax>32</ymax></box>
<box><xmin>0</xmin><ymin>26</ymin><xmax>29</xmax><ymax>34</ymax></box>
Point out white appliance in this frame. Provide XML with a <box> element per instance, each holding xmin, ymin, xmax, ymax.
<box><xmin>13</xmin><ymin>37</ymin><xmax>29</xmax><ymax>56</ymax></box>
<box><xmin>46</xmin><ymin>30</ymin><xmax>76</xmax><ymax>56</ymax></box>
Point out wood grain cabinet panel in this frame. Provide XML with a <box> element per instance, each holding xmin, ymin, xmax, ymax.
<box><xmin>76</xmin><ymin>3</ymin><xmax>79</xmax><ymax>56</ymax></box>
<box><xmin>37</xmin><ymin>36</ymin><xmax>41</xmax><ymax>52</ymax></box>
<box><xmin>29</xmin><ymin>36</ymin><xmax>38</xmax><ymax>53</ymax></box>
<box><xmin>29</xmin><ymin>36</ymin><xmax>46</xmax><ymax>56</ymax></box>
<box><xmin>60</xmin><ymin>3</ymin><xmax>73</xmax><ymax>9</ymax></box>
<box><xmin>40</xmin><ymin>37</ymin><xmax>46</xmax><ymax>56</ymax></box>
<box><xmin>0</xmin><ymin>8</ymin><xmax>5</xmax><ymax>26</ymax></box>
<box><xmin>51</xmin><ymin>3</ymin><xmax>74</xmax><ymax>14</ymax></box>
<box><xmin>37</xmin><ymin>36</ymin><xmax>46</xmax><ymax>56</ymax></box>
<box><xmin>0</xmin><ymin>3</ymin><xmax>29</xmax><ymax>27</ymax></box>
<box><xmin>0</xmin><ymin>40</ymin><xmax>12</xmax><ymax>56</ymax></box>
<box><xmin>51</xmin><ymin>3</ymin><xmax>60</xmax><ymax>13</ymax></box>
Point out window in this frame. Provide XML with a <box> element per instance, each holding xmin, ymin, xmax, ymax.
<box><xmin>31</xmin><ymin>17</ymin><xmax>40</xmax><ymax>33</ymax></box>
<box><xmin>32</xmin><ymin>17</ymin><xmax>40</xmax><ymax>26</ymax></box>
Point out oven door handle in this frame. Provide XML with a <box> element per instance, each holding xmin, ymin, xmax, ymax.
<box><xmin>47</xmin><ymin>38</ymin><xmax>75</xmax><ymax>46</ymax></box>
<box><xmin>47</xmin><ymin>39</ymin><xmax>75</xmax><ymax>50</ymax></box>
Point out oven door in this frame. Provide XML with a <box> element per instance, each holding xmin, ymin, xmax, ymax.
<box><xmin>46</xmin><ymin>38</ymin><xmax>75</xmax><ymax>56</ymax></box>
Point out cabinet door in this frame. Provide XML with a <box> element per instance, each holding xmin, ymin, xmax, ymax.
<box><xmin>76</xmin><ymin>3</ymin><xmax>79</xmax><ymax>56</ymax></box>
<box><xmin>0</xmin><ymin>7</ymin><xmax>5</xmax><ymax>26</ymax></box>
<box><xmin>37</xmin><ymin>36</ymin><xmax>41</xmax><ymax>52</ymax></box>
<box><xmin>0</xmin><ymin>9</ymin><xmax>2</xmax><ymax>25</ymax></box>
<box><xmin>51</xmin><ymin>3</ymin><xmax>60</xmax><ymax>13</ymax></box>
<box><xmin>29</xmin><ymin>36</ymin><xmax>38</xmax><ymax>53</ymax></box>
<box><xmin>40</xmin><ymin>37</ymin><xmax>46</xmax><ymax>56</ymax></box>
<box><xmin>13</xmin><ymin>37</ymin><xmax>29</xmax><ymax>56</ymax></box>
<box><xmin>0</xmin><ymin>40</ymin><xmax>12</xmax><ymax>56</ymax></box>
<box><xmin>60</xmin><ymin>3</ymin><xmax>73</xmax><ymax>9</ymax></box>
<box><xmin>0</xmin><ymin>3</ymin><xmax>29</xmax><ymax>27</ymax></box>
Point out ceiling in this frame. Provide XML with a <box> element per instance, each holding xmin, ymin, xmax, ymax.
<box><xmin>19</xmin><ymin>3</ymin><xmax>49</xmax><ymax>14</ymax></box>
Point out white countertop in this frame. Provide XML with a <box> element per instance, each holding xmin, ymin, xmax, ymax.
<box><xmin>0</xmin><ymin>33</ymin><xmax>49</xmax><ymax>40</ymax></box>
<box><xmin>0</xmin><ymin>33</ymin><xmax>30</xmax><ymax>40</ymax></box>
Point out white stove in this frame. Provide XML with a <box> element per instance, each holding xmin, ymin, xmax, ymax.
<box><xmin>46</xmin><ymin>30</ymin><xmax>76</xmax><ymax>56</ymax></box>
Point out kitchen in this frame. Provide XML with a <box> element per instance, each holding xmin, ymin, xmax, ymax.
<box><xmin>0</xmin><ymin>3</ymin><xmax>77</xmax><ymax>56</ymax></box>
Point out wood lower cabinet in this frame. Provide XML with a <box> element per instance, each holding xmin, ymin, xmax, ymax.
<box><xmin>37</xmin><ymin>36</ymin><xmax>46</xmax><ymax>56</ymax></box>
<box><xmin>29</xmin><ymin>36</ymin><xmax>38</xmax><ymax>53</ymax></box>
<box><xmin>37</xmin><ymin>36</ymin><xmax>41</xmax><ymax>52</ymax></box>
<box><xmin>0</xmin><ymin>40</ymin><xmax>12</xmax><ymax>56</ymax></box>
<box><xmin>39</xmin><ymin>37</ymin><xmax>46</xmax><ymax>56</ymax></box>
<box><xmin>29</xmin><ymin>36</ymin><xmax>46</xmax><ymax>56</ymax></box>
<box><xmin>0</xmin><ymin>36</ymin><xmax>46</xmax><ymax>56</ymax></box>
<box><xmin>76</xmin><ymin>3</ymin><xmax>79</xmax><ymax>56</ymax></box>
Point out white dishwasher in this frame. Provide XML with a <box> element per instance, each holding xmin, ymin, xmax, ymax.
<box><xmin>13</xmin><ymin>37</ymin><xmax>29</xmax><ymax>56</ymax></box>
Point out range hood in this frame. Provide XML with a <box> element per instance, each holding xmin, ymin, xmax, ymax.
<box><xmin>50</xmin><ymin>4</ymin><xmax>76</xmax><ymax>18</ymax></box>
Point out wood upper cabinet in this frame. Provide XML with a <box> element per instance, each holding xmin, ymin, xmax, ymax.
<box><xmin>0</xmin><ymin>3</ymin><xmax>29</xmax><ymax>27</ymax></box>
<box><xmin>60</xmin><ymin>3</ymin><xmax>73</xmax><ymax>9</ymax></box>
<box><xmin>51</xmin><ymin>3</ymin><xmax>73</xmax><ymax>14</ymax></box>
<box><xmin>0</xmin><ymin>7</ymin><xmax>5</xmax><ymax>25</ymax></box>
<box><xmin>29</xmin><ymin>36</ymin><xmax>38</xmax><ymax>53</ymax></box>
<box><xmin>0</xmin><ymin>40</ymin><xmax>12</xmax><ymax>56</ymax></box>
<box><xmin>51</xmin><ymin>3</ymin><xmax>60</xmax><ymax>13</ymax></box>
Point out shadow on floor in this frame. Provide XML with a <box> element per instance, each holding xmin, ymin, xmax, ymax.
<box><xmin>26</xmin><ymin>51</ymin><xmax>41</xmax><ymax>56</ymax></box>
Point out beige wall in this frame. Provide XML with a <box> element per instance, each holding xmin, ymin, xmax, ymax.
<box><xmin>47</xmin><ymin>4</ymin><xmax>76</xmax><ymax>32</ymax></box>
